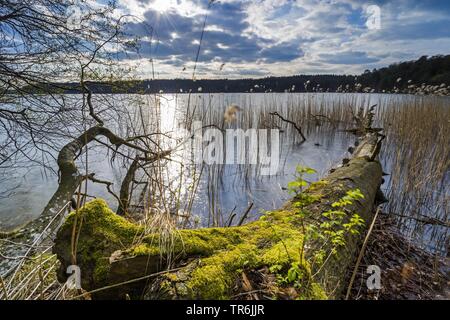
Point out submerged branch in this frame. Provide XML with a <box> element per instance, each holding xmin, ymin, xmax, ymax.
<box><xmin>269</xmin><ymin>111</ymin><xmax>306</xmax><ymax>142</ymax></box>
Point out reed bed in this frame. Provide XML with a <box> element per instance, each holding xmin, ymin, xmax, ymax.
<box><xmin>377</xmin><ymin>96</ymin><xmax>449</xmax><ymax>253</ymax></box>
<box><xmin>170</xmin><ymin>92</ymin><xmax>448</xmax><ymax>253</ymax></box>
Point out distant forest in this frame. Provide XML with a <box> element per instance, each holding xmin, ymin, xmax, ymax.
<box><xmin>54</xmin><ymin>54</ymin><xmax>450</xmax><ymax>94</ymax></box>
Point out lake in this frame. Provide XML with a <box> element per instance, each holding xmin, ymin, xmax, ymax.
<box><xmin>0</xmin><ymin>92</ymin><xmax>448</xmax><ymax>253</ymax></box>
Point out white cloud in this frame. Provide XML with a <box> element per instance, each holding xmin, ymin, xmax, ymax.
<box><xmin>217</xmin><ymin>43</ymin><xmax>230</xmax><ymax>50</ymax></box>
<box><xmin>119</xmin><ymin>0</ymin><xmax>207</xmax><ymax>19</ymax></box>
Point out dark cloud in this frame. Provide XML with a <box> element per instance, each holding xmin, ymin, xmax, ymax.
<box><xmin>121</xmin><ymin>1</ymin><xmax>304</xmax><ymax>66</ymax></box>
<box><xmin>261</xmin><ymin>42</ymin><xmax>304</xmax><ymax>62</ymax></box>
<box><xmin>319</xmin><ymin>51</ymin><xmax>380</xmax><ymax>65</ymax></box>
<box><xmin>206</xmin><ymin>1</ymin><xmax>250</xmax><ymax>34</ymax></box>
<box><xmin>371</xmin><ymin>20</ymin><xmax>450</xmax><ymax>41</ymax></box>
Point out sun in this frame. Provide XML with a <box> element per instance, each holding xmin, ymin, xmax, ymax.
<box><xmin>151</xmin><ymin>0</ymin><xmax>175</xmax><ymax>13</ymax></box>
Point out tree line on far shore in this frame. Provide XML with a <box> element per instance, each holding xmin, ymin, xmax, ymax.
<box><xmin>36</xmin><ymin>54</ymin><xmax>450</xmax><ymax>94</ymax></box>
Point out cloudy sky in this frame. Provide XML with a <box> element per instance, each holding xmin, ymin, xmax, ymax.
<box><xmin>113</xmin><ymin>0</ymin><xmax>450</xmax><ymax>79</ymax></box>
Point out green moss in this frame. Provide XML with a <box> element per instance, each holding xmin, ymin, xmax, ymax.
<box><xmin>170</xmin><ymin>230</ymin><xmax>325</xmax><ymax>300</ymax></box>
<box><xmin>56</xmin><ymin>176</ymin><xmax>337</xmax><ymax>300</ymax></box>
<box><xmin>64</xmin><ymin>199</ymin><xmax>142</xmax><ymax>241</ymax></box>
<box><xmin>124</xmin><ymin>226</ymin><xmax>246</xmax><ymax>259</ymax></box>
<box><xmin>152</xmin><ymin>213</ymin><xmax>317</xmax><ymax>299</ymax></box>
<box><xmin>308</xmin><ymin>283</ymin><xmax>328</xmax><ymax>300</ymax></box>
<box><xmin>130</xmin><ymin>243</ymin><xmax>159</xmax><ymax>256</ymax></box>
<box><xmin>165</xmin><ymin>273</ymin><xmax>179</xmax><ymax>282</ymax></box>
<box><xmin>56</xmin><ymin>199</ymin><xmax>144</xmax><ymax>286</ymax></box>
<box><xmin>308</xmin><ymin>179</ymin><xmax>329</xmax><ymax>191</ymax></box>
<box><xmin>124</xmin><ymin>211</ymin><xmax>299</xmax><ymax>260</ymax></box>
<box><xmin>186</xmin><ymin>243</ymin><xmax>259</xmax><ymax>299</ymax></box>
<box><xmin>261</xmin><ymin>237</ymin><xmax>304</xmax><ymax>267</ymax></box>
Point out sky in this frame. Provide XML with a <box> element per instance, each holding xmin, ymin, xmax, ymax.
<box><xmin>112</xmin><ymin>0</ymin><xmax>450</xmax><ymax>79</ymax></box>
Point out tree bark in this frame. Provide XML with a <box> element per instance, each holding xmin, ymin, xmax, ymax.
<box><xmin>116</xmin><ymin>156</ymin><xmax>140</xmax><ymax>216</ymax></box>
<box><xmin>41</xmin><ymin>126</ymin><xmax>135</xmax><ymax>219</ymax></box>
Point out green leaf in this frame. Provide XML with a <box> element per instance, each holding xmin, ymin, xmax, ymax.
<box><xmin>287</xmin><ymin>268</ymin><xmax>297</xmax><ymax>282</ymax></box>
<box><xmin>295</xmin><ymin>166</ymin><xmax>316</xmax><ymax>174</ymax></box>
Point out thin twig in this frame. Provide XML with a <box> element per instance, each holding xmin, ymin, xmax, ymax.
<box><xmin>69</xmin><ymin>266</ymin><xmax>185</xmax><ymax>300</ymax></box>
<box><xmin>345</xmin><ymin>206</ymin><xmax>381</xmax><ymax>300</ymax></box>
<box><xmin>238</xmin><ymin>203</ymin><xmax>254</xmax><ymax>226</ymax></box>
<box><xmin>269</xmin><ymin>112</ymin><xmax>306</xmax><ymax>142</ymax></box>
<box><xmin>0</xmin><ymin>276</ymin><xmax>8</xmax><ymax>300</ymax></box>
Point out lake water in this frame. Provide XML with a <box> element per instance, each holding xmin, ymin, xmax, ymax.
<box><xmin>0</xmin><ymin>93</ymin><xmax>448</xmax><ymax>253</ymax></box>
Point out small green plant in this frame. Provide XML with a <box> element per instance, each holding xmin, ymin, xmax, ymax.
<box><xmin>287</xmin><ymin>166</ymin><xmax>317</xmax><ymax>195</ymax></box>
<box><xmin>280</xmin><ymin>166</ymin><xmax>368</xmax><ymax>294</ymax></box>
<box><xmin>285</xmin><ymin>262</ymin><xmax>307</xmax><ymax>284</ymax></box>
<box><xmin>304</xmin><ymin>189</ymin><xmax>365</xmax><ymax>265</ymax></box>
<box><xmin>286</xmin><ymin>167</ymin><xmax>366</xmax><ymax>276</ymax></box>
<box><xmin>320</xmin><ymin>188</ymin><xmax>365</xmax><ymax>250</ymax></box>
<box><xmin>289</xmin><ymin>166</ymin><xmax>321</xmax><ymax>210</ymax></box>
<box><xmin>273</xmin><ymin>261</ymin><xmax>308</xmax><ymax>287</ymax></box>
<box><xmin>331</xmin><ymin>189</ymin><xmax>364</xmax><ymax>208</ymax></box>
<box><xmin>295</xmin><ymin>188</ymin><xmax>365</xmax><ymax>250</ymax></box>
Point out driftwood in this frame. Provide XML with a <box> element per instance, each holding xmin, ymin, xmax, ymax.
<box><xmin>269</xmin><ymin>112</ymin><xmax>306</xmax><ymax>142</ymax></box>
<box><xmin>52</xmin><ymin>107</ymin><xmax>384</xmax><ymax>300</ymax></box>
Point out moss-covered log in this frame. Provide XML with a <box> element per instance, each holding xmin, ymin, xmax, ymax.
<box><xmin>53</xmin><ymin>126</ymin><xmax>384</xmax><ymax>299</ymax></box>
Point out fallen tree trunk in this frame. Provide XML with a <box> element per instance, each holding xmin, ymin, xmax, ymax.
<box><xmin>53</xmin><ymin>123</ymin><xmax>384</xmax><ymax>299</ymax></box>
